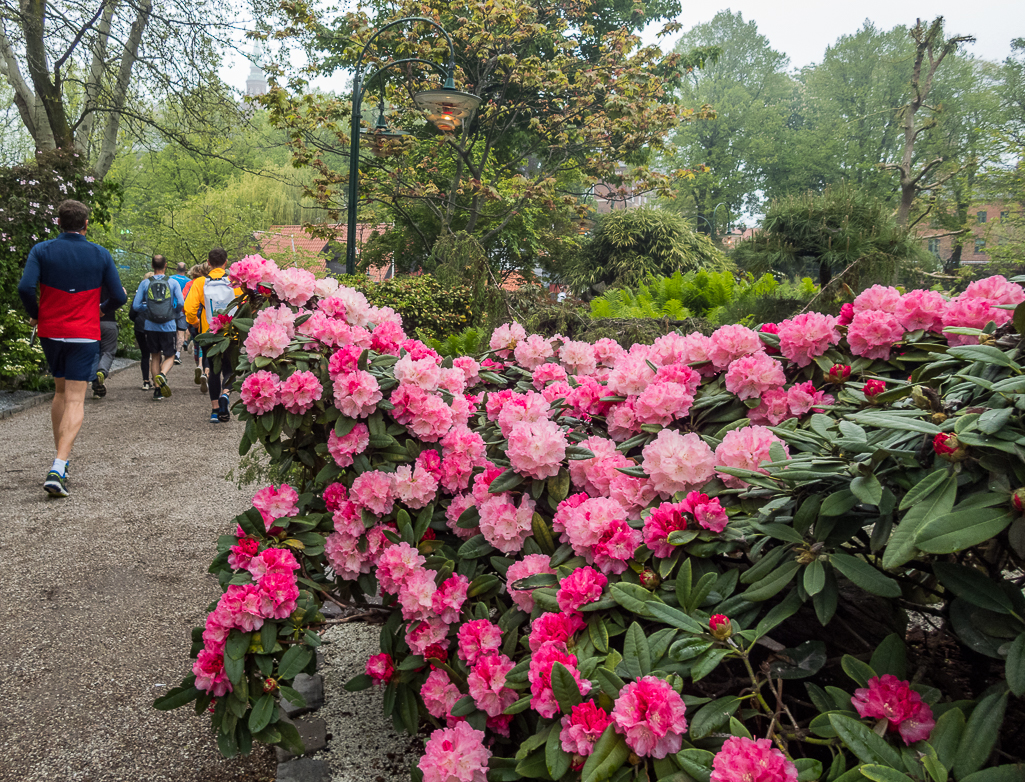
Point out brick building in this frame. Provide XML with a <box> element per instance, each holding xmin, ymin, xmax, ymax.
<box><xmin>254</xmin><ymin>224</ymin><xmax>393</xmax><ymax>281</ymax></box>
<box><xmin>918</xmin><ymin>202</ymin><xmax>1022</xmax><ymax>266</ymax></box>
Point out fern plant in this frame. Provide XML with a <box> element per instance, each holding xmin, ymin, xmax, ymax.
<box><xmin>423</xmin><ymin>327</ymin><xmax>484</xmax><ymax>358</ymax></box>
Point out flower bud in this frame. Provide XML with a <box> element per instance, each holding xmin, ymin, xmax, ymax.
<box><xmin>931</xmin><ymin>412</ymin><xmax>947</xmax><ymax>425</ymax></box>
<box><xmin>263</xmin><ymin>677</ymin><xmax>278</xmax><ymax>693</ymax></box>
<box><xmin>911</xmin><ymin>386</ymin><xmax>931</xmax><ymax>410</ymax></box>
<box><xmin>863</xmin><ymin>379</ymin><xmax>886</xmax><ymax>399</ymax></box>
<box><xmin>1012</xmin><ymin>489</ymin><xmax>1025</xmax><ymax>514</ymax></box>
<box><xmin>709</xmin><ymin>614</ymin><xmax>732</xmax><ymax>640</ymax></box>
<box><xmin>979</xmin><ymin>333</ymin><xmax>996</xmax><ymax>345</ymax></box>
<box><xmin>933</xmin><ymin>433</ymin><xmax>967</xmax><ymax>462</ymax></box>
<box><xmin>638</xmin><ymin>569</ymin><xmax>661</xmax><ymax>590</ymax></box>
<box><xmin>838</xmin><ymin>303</ymin><xmax>855</xmax><ymax>326</ymax></box>
<box><xmin>828</xmin><ymin>364</ymin><xmax>851</xmax><ymax>384</ymax></box>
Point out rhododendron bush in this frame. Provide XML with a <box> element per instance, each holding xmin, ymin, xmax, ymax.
<box><xmin>157</xmin><ymin>260</ymin><xmax>1025</xmax><ymax>782</ymax></box>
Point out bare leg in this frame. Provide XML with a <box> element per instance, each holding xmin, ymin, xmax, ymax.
<box><xmin>55</xmin><ymin>380</ymin><xmax>87</xmax><ymax>460</ymax></box>
<box><xmin>159</xmin><ymin>354</ymin><xmax>175</xmax><ymax>377</ymax></box>
<box><xmin>51</xmin><ymin>377</ymin><xmax>66</xmax><ymax>450</ymax></box>
<box><xmin>150</xmin><ymin>353</ymin><xmax>162</xmax><ymax>382</ymax></box>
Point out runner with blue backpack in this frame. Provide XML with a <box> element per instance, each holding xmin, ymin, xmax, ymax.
<box><xmin>184</xmin><ymin>248</ymin><xmax>242</xmax><ymax>423</ymax></box>
<box><xmin>132</xmin><ymin>255</ymin><xmax>184</xmax><ymax>400</ymax></box>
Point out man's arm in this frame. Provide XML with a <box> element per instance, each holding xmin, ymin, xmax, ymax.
<box><xmin>17</xmin><ymin>247</ymin><xmax>41</xmax><ymax>320</ymax></box>
<box><xmin>132</xmin><ymin>280</ymin><xmax>148</xmax><ymax>312</ymax></box>
<box><xmin>101</xmin><ymin>256</ymin><xmax>128</xmax><ymax>314</ymax></box>
<box><xmin>184</xmin><ymin>278</ymin><xmax>202</xmax><ymax>327</ymax></box>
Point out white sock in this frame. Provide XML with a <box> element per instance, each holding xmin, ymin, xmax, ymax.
<box><xmin>52</xmin><ymin>458</ymin><xmax>68</xmax><ymax>476</ymax></box>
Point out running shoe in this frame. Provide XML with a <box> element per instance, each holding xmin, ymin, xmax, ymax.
<box><xmin>142</xmin><ymin>380</ymin><xmax>152</xmax><ymax>390</ymax></box>
<box><xmin>200</xmin><ymin>374</ymin><xmax>208</xmax><ymax>394</ymax></box>
<box><xmin>218</xmin><ymin>394</ymin><xmax>231</xmax><ymax>422</ymax></box>
<box><xmin>92</xmin><ymin>370</ymin><xmax>107</xmax><ymax>398</ymax></box>
<box><xmin>174</xmin><ymin>353</ymin><xmax>182</xmax><ymax>365</ymax></box>
<box><xmin>194</xmin><ymin>367</ymin><xmax>202</xmax><ymax>385</ymax></box>
<box><xmin>210</xmin><ymin>411</ymin><xmax>220</xmax><ymax>423</ymax></box>
<box><xmin>153</xmin><ymin>387</ymin><xmax>163</xmax><ymax>401</ymax></box>
<box><xmin>154</xmin><ymin>373</ymin><xmax>172</xmax><ymax>398</ymax></box>
<box><xmin>43</xmin><ymin>470</ymin><xmax>69</xmax><ymax>498</ymax></box>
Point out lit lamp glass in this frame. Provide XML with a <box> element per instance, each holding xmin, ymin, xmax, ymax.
<box><xmin>413</xmin><ymin>87</ymin><xmax>481</xmax><ymax>133</ymax></box>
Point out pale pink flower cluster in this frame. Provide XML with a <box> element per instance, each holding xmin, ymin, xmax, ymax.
<box><xmin>532</xmin><ymin>362</ymin><xmax>568</xmax><ymax>390</ymax></box>
<box><xmin>229</xmin><ymin>254</ymin><xmax>276</xmax><ymax>290</ymax></box>
<box><xmin>748</xmin><ymin>382</ymin><xmax>832</xmax><ymax>426</ymax></box>
<box><xmin>467</xmin><ymin>653</ymin><xmax>517</xmax><ymax>717</ymax></box>
<box><xmin>724</xmin><ymin>352</ymin><xmax>786</xmax><ymax>400</ymax></box>
<box><xmin>569</xmin><ymin>436</ymin><xmax>630</xmax><ymax>496</ymax></box>
<box><xmin>349</xmin><ymin>470</ymin><xmax>395</xmax><ymax>517</ymax></box>
<box><xmin>422</xmin><ymin>668</ymin><xmax>462</xmax><ymax>726</ymax></box>
<box><xmin>507</xmin><ymin>419</ymin><xmax>567</xmax><ymax>479</ymax></box>
<box><xmin>854</xmin><ymin>284</ymin><xmax>902</xmax><ymax>314</ymax></box>
<box><xmin>560</xmin><ymin>340</ymin><xmax>597</xmax><ymax>375</ymax></box>
<box><xmin>715</xmin><ymin>426</ymin><xmax>789</xmax><ymax>488</ymax></box>
<box><xmin>445</xmin><ymin>493</ymin><xmax>478</xmax><ymax>540</ymax></box>
<box><xmin>708</xmin><ymin>325</ymin><xmax>764</xmax><ymax>369</ymax></box>
<box><xmin>252</xmin><ymin>483</ymin><xmax>299</xmax><ymax>528</ymax></box>
<box><xmin>326</xmin><ymin>423</ymin><xmax>370</xmax><ymax>468</ymax></box>
<box><xmin>279</xmin><ymin>370</ymin><xmax>322</xmax><ymax>414</ymax></box>
<box><xmin>896</xmin><ymin>289</ymin><xmax>946</xmax><ymax>333</ymax></box>
<box><xmin>641</xmin><ymin>429</ymin><xmax>717</xmax><ymax>497</ymax></box>
<box><xmin>431</xmin><ymin>574</ymin><xmax>469</xmax><ymax>624</ymax></box>
<box><xmin>392</xmin><ymin>461</ymin><xmax>440</xmax><ymax>510</ymax></box>
<box><xmin>440</xmin><ymin>425</ymin><xmax>488</xmax><ymax>492</ymax></box>
<box><xmin>333</xmin><ymin>369</ymin><xmax>382</xmax><ymax>419</ymax></box>
<box><xmin>244</xmin><ymin>320</ymin><xmax>291</xmax><ymax>360</ymax></box>
<box><xmin>513</xmin><ymin>333</ymin><xmax>555</xmax><ymax>369</ymax></box>
<box><xmin>611</xmin><ymin>676</ymin><xmax>688</xmax><ymax>758</ymax></box>
<box><xmin>395</xmin><ymin>354</ymin><xmax>444</xmax><ymax>392</ymax></box>
<box><xmin>776</xmin><ymin>312</ymin><xmax>840</xmax><ymax>366</ymax></box>
<box><xmin>377</xmin><ymin>543</ymin><xmax>425</xmax><ymax>594</ymax></box>
<box><xmin>240</xmin><ymin>370</ymin><xmax>280</xmax><ymax>414</ymax></box>
<box><xmin>711</xmin><ymin>737</ymin><xmax>798</xmax><ymax>782</ymax></box>
<box><xmin>479</xmin><ymin>493</ymin><xmax>536</xmax><ymax>554</ymax></box>
<box><xmin>847</xmin><ymin>310</ymin><xmax>904</xmax><ymax>360</ymax></box>
<box><xmin>506</xmin><ymin>554</ymin><xmax>555</xmax><ymax>613</ymax></box>
<box><xmin>418</xmin><ymin>722</ymin><xmax>491</xmax><ymax>782</ymax></box>
<box><xmin>272</xmin><ymin>266</ymin><xmax>316</xmax><ymax>306</ymax></box>
<box><xmin>554</xmin><ymin>495</ymin><xmax>641</xmax><ymax>574</ymax></box>
<box><xmin>489</xmin><ymin>322</ymin><xmax>527</xmax><ymax>358</ymax></box>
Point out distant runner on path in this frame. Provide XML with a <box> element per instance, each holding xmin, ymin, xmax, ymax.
<box><xmin>185</xmin><ymin>248</ymin><xmax>242</xmax><ymax>423</ymax></box>
<box><xmin>133</xmin><ymin>255</ymin><xmax>184</xmax><ymax>402</ymax></box>
<box><xmin>16</xmin><ymin>199</ymin><xmax>127</xmax><ymax>497</ymax></box>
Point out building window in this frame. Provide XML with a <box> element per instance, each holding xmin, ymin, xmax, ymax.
<box><xmin>1001</xmin><ymin>211</ymin><xmax>1010</xmax><ymax>222</ymax></box>
<box><xmin>928</xmin><ymin>238</ymin><xmax>941</xmax><ymax>257</ymax></box>
<box><xmin>977</xmin><ymin>210</ymin><xmax>987</xmax><ymax>223</ymax></box>
<box><xmin>975</xmin><ymin>238</ymin><xmax>986</xmax><ymax>255</ymax></box>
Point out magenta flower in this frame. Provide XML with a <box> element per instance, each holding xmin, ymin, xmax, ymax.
<box><xmin>507</xmin><ymin>554</ymin><xmax>556</xmax><ymax>613</ymax></box>
<box><xmin>418</xmin><ymin>721</ymin><xmax>491</xmax><ymax>782</ymax></box>
<box><xmin>557</xmin><ymin>566</ymin><xmax>608</xmax><ymax>612</ymax></box>
<box><xmin>365</xmin><ymin>652</ymin><xmax>394</xmax><ymax>684</ymax></box>
<box><xmin>279</xmin><ymin>369</ymin><xmax>323</xmax><ymax>415</ymax></box>
<box><xmin>711</xmin><ymin>736</ymin><xmax>797</xmax><ymax>782</ymax></box>
<box><xmin>240</xmin><ymin>370</ymin><xmax>280</xmax><ymax>415</ymax></box>
<box><xmin>560</xmin><ymin>700</ymin><xmax>612</xmax><ymax>757</ymax></box>
<box><xmin>852</xmin><ymin>675</ymin><xmax>935</xmax><ymax>745</ymax></box>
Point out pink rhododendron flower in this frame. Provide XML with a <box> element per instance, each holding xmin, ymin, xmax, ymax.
<box><xmin>642</xmin><ymin>429</ymin><xmax>717</xmax><ymax>497</ymax></box>
<box><xmin>279</xmin><ymin>370</ymin><xmax>322</xmax><ymax>415</ymax></box>
<box><xmin>560</xmin><ymin>701</ymin><xmax>612</xmax><ymax>757</ymax></box>
<box><xmin>592</xmin><ymin>337</ymin><xmax>626</xmax><ymax>367</ymax></box>
<box><xmin>366</xmin><ymin>652</ymin><xmax>394</xmax><ymax>683</ymax></box>
<box><xmin>452</xmin><ymin>355</ymin><xmax>480</xmax><ymax>385</ymax></box>
<box><xmin>255</xmin><ymin>305</ymin><xmax>297</xmax><ymax>338</ymax></box>
<box><xmin>715</xmin><ymin>426</ymin><xmax>789</xmax><ymax>488</ymax></box>
<box><xmin>431</xmin><ymin>574</ymin><xmax>470</xmax><ymax>624</ymax></box>
<box><xmin>258</xmin><ymin>569</ymin><xmax>299</xmax><ymax>619</ymax></box>
<box><xmin>227</xmin><ymin>536</ymin><xmax>260</xmax><ymax>570</ymax></box>
<box><xmin>776</xmin><ymin>312</ymin><xmax>840</xmax><ymax>366</ymax></box>
<box><xmin>725</xmin><ymin>352</ymin><xmax>787</xmax><ymax>400</ymax></box>
<box><xmin>569</xmin><ymin>436</ymin><xmax>630</xmax><ymax>496</ymax></box>
<box><xmin>506</xmin><ymin>554</ymin><xmax>555</xmax><ymax>613</ymax></box>
<box><xmin>496</xmin><ymin>390</ymin><xmax>551</xmax><ymax>437</ymax></box>
<box><xmin>528</xmin><ymin>611</ymin><xmax>586</xmax><ymax>652</ymax></box>
<box><xmin>313</xmin><ymin>276</ymin><xmax>339</xmax><ymax>299</ymax></box>
<box><xmin>418</xmin><ymin>721</ymin><xmax>491</xmax><ymax>782</ymax></box>
<box><xmin>489</xmin><ymin>322</ymin><xmax>527</xmax><ymax>358</ymax></box>
<box><xmin>555</xmin><ymin>495</ymin><xmax>639</xmax><ymax>574</ymax></box>
<box><xmin>406</xmin><ymin>616</ymin><xmax>450</xmax><ymax>657</ymax></box>
<box><xmin>643</xmin><ymin>502</ymin><xmax>689</xmax><ymax>559</ymax></box>
<box><xmin>479</xmin><ymin>493</ymin><xmax>536</xmax><ymax>554</ymax></box>
<box><xmin>333</xmin><ymin>370</ymin><xmax>382</xmax><ymax>418</ymax></box>
<box><xmin>847</xmin><ymin>310</ymin><xmax>904</xmax><ymax>360</ymax></box>
<box><xmin>244</xmin><ymin>320</ymin><xmax>291</xmax><ymax>360</ymax></box>
<box><xmin>711</xmin><ymin>736</ymin><xmax>798</xmax><ymax>782</ymax></box>
<box><xmin>271</xmin><ymin>266</ymin><xmax>315</xmax><ymax>306</ymax></box>
<box><xmin>324</xmin><ymin>531</ymin><xmax>366</xmax><ymax>581</ymax></box>
<box><xmin>445</xmin><ymin>493</ymin><xmax>479</xmax><ymax>540</ymax></box>
<box><xmin>422</xmin><ymin>668</ymin><xmax>463</xmax><ymax>726</ymax></box>
<box><xmin>247</xmin><ymin>547</ymin><xmax>300</xmax><ymax>580</ymax></box>
<box><xmin>611</xmin><ymin>676</ymin><xmax>688</xmax><ymax>759</ymax></box>
<box><xmin>229</xmin><ymin>255</ymin><xmax>276</xmax><ymax>289</ymax></box>
<box><xmin>193</xmin><ymin>649</ymin><xmax>231</xmax><ymax>696</ymax></box>
<box><xmin>606</xmin><ymin>354</ymin><xmax>656</xmax><ymax>397</ymax></box>
<box><xmin>349</xmin><ymin>470</ymin><xmax>395</xmax><ymax>517</ymax></box>
<box><xmin>896</xmin><ymin>289</ymin><xmax>947</xmax><ymax>333</ymax></box>
<box><xmin>838</xmin><ymin>302</ymin><xmax>855</xmax><ymax>325</ymax></box>
<box><xmin>514</xmin><ymin>333</ymin><xmax>555</xmax><ymax>369</ymax></box>
<box><xmin>395</xmin><ymin>354</ymin><xmax>444</xmax><ymax>392</ymax></box>
<box><xmin>606</xmin><ymin>399</ymin><xmax>642</xmax><ymax>442</ymax></box>
<box><xmin>962</xmin><ymin>275</ymin><xmax>1025</xmax><ymax>307</ymax></box>
<box><xmin>507</xmin><ymin>419</ymin><xmax>567</xmax><ymax>479</ymax></box>
<box><xmin>405</xmin><ymin>390</ymin><xmax>456</xmax><ymax>442</ymax></box>
<box><xmin>467</xmin><ymin>653</ymin><xmax>518</xmax><ymax>717</ymax></box>
<box><xmin>633</xmin><ymin>381</ymin><xmax>695</xmax><ymax>426</ymax></box>
<box><xmin>557</xmin><ymin>566</ymin><xmax>607</xmax><ymax>612</ymax></box>
<box><xmin>708</xmin><ymin>324</ymin><xmax>764</xmax><ymax>369</ymax></box>
<box><xmin>852</xmin><ymin>675</ymin><xmax>935</xmax><ymax>745</ymax></box>
<box><xmin>942</xmin><ymin>296</ymin><xmax>1001</xmax><ymax>345</ymax></box>
<box><xmin>398</xmin><ymin>567</ymin><xmax>438</xmax><ymax>622</ymax></box>
<box><xmin>457</xmin><ymin>619</ymin><xmax>503</xmax><ymax>665</ymax></box>
<box><xmin>217</xmin><ymin>583</ymin><xmax>264</xmax><ymax>632</ymax></box>
<box><xmin>392</xmin><ymin>462</ymin><xmax>440</xmax><ymax>510</ymax></box>
<box><xmin>560</xmin><ymin>340</ymin><xmax>598</xmax><ymax>375</ymax></box>
<box><xmin>208</xmin><ymin>313</ymin><xmax>233</xmax><ymax>334</ymax></box>
<box><xmin>529</xmin><ymin>640</ymin><xmax>592</xmax><ymax>718</ymax></box>
<box><xmin>787</xmin><ymin>381</ymin><xmax>832</xmax><ymax>416</ymax></box>
<box><xmin>328</xmin><ymin>345</ymin><xmax>362</xmax><ymax>378</ymax></box>
<box><xmin>854</xmin><ymin>284</ymin><xmax>902</xmax><ymax>314</ymax></box>
<box><xmin>532</xmin><ymin>362</ymin><xmax>568</xmax><ymax>390</ymax></box>
<box><xmin>685</xmin><ymin>491</ymin><xmax>729</xmax><ymax>533</ymax></box>
<box><xmin>747</xmin><ymin>387</ymin><xmax>793</xmax><ymax>427</ymax></box>
<box><xmin>608</xmin><ymin>472</ymin><xmax>658</xmax><ymax>519</ymax></box>
<box><xmin>326</xmin><ymin>423</ymin><xmax>370</xmax><ymax>468</ymax></box>
<box><xmin>252</xmin><ymin>483</ymin><xmax>299</xmax><ymax>527</ymax></box>
<box><xmin>240</xmin><ymin>370</ymin><xmax>281</xmax><ymax>415</ymax></box>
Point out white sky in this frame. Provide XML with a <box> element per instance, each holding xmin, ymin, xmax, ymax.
<box><xmin>221</xmin><ymin>0</ymin><xmax>1024</xmax><ymax>92</ymax></box>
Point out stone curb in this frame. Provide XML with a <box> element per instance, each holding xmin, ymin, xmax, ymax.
<box><xmin>0</xmin><ymin>359</ymin><xmax>138</xmax><ymax>420</ymax></box>
<box><xmin>275</xmin><ymin>645</ymin><xmax>331</xmax><ymax>781</ymax></box>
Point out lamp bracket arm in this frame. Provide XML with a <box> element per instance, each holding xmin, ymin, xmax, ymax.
<box><xmin>355</xmin><ymin>16</ymin><xmax>456</xmax><ymax>79</ymax></box>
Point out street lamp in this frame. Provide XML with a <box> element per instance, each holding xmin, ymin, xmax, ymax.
<box><xmin>345</xmin><ymin>17</ymin><xmax>481</xmax><ymax>275</ymax></box>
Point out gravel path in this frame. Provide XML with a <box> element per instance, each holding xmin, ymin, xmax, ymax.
<box><xmin>0</xmin><ymin>363</ymin><xmax>277</xmax><ymax>781</ymax></box>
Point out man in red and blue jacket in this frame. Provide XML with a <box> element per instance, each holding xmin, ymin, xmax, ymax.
<box><xmin>17</xmin><ymin>199</ymin><xmax>126</xmax><ymax>498</ymax></box>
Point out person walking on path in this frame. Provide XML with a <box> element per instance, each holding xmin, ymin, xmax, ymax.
<box><xmin>171</xmin><ymin>262</ymin><xmax>190</xmax><ymax>365</ymax></box>
<box><xmin>90</xmin><ymin>286</ymin><xmax>125</xmax><ymax>398</ymax></box>
<box><xmin>133</xmin><ymin>255</ymin><xmax>183</xmax><ymax>401</ymax></box>
<box><xmin>183</xmin><ymin>262</ymin><xmax>210</xmax><ymax>393</ymax></box>
<box><xmin>184</xmin><ymin>248</ymin><xmax>241</xmax><ymax>423</ymax></box>
<box><xmin>129</xmin><ymin>272</ymin><xmax>154</xmax><ymax>390</ymax></box>
<box><xmin>16</xmin><ymin>198</ymin><xmax>127</xmax><ymax>497</ymax></box>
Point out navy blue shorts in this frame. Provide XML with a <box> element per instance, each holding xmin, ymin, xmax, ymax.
<box><xmin>41</xmin><ymin>339</ymin><xmax>100</xmax><ymax>382</ymax></box>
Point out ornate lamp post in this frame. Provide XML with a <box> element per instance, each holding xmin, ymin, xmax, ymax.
<box><xmin>345</xmin><ymin>17</ymin><xmax>481</xmax><ymax>275</ymax></box>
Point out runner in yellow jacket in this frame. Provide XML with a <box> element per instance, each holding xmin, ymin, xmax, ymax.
<box><xmin>184</xmin><ymin>248</ymin><xmax>243</xmax><ymax>423</ymax></box>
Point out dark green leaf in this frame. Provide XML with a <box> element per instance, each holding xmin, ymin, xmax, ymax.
<box><xmin>688</xmin><ymin>696</ymin><xmax>741</xmax><ymax>739</ymax></box>
<box><xmin>768</xmin><ymin>641</ymin><xmax>827</xmax><ymax>680</ymax></box>
<box><xmin>1006</xmin><ymin>633</ymin><xmax>1025</xmax><ymax>697</ymax></box>
<box><xmin>154</xmin><ymin>684</ymin><xmax>200</xmax><ymax>711</ymax></box>
<box><xmin>828</xmin><ymin>714</ymin><xmax>903</xmax><ymax>768</ymax></box>
<box><xmin>622</xmin><ymin>623</ymin><xmax>652</xmax><ymax>680</ymax></box>
<box><xmin>869</xmin><ymin>634</ymin><xmax>907</xmax><ymax>680</ymax></box>
<box><xmin>917</xmin><ymin>508</ymin><xmax>1013</xmax><ymax>554</ymax></box>
<box><xmin>840</xmin><ymin>655</ymin><xmax>876</xmax><ymax>688</ymax></box>
<box><xmin>488</xmin><ymin>468</ymin><xmax>525</xmax><ymax>494</ymax></box>
<box><xmin>954</xmin><ymin>691</ymin><xmax>1008</xmax><ymax>779</ymax></box>
<box><xmin>933</xmin><ymin>562</ymin><xmax>1015</xmax><ymax>614</ymax></box>
<box><xmin>546</xmin><ymin>719</ymin><xmax>572</xmax><ymax>779</ymax></box>
<box><xmin>277</xmin><ymin>645</ymin><xmax>312</xmax><ymax>680</ymax></box>
<box><xmin>850</xmin><ymin>474</ymin><xmax>884</xmax><ymax>506</ymax></box>
<box><xmin>581</xmin><ymin>726</ymin><xmax>630</xmax><ymax>782</ymax></box>
<box><xmin>830</xmin><ymin>552</ymin><xmax>901</xmax><ymax>598</ymax></box>
<box><xmin>859</xmin><ymin>766</ymin><xmax>917</xmax><ymax>782</ymax></box>
<box><xmin>248</xmin><ymin>694</ymin><xmax>275</xmax><ymax>734</ymax></box>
